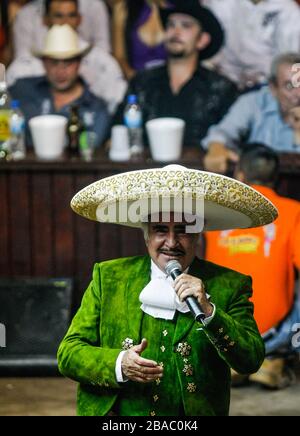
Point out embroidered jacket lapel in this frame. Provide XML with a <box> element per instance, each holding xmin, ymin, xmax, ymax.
<box><xmin>125</xmin><ymin>256</ymin><xmax>151</xmax><ymax>344</ymax></box>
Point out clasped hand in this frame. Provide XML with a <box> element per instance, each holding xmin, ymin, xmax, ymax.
<box><xmin>121</xmin><ymin>274</ymin><xmax>212</xmax><ymax>383</ymax></box>
<box><xmin>121</xmin><ymin>338</ymin><xmax>163</xmax><ymax>383</ymax></box>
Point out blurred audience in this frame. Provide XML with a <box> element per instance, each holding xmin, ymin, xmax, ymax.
<box><xmin>7</xmin><ymin>0</ymin><xmax>126</xmax><ymax>113</ymax></box>
<box><xmin>9</xmin><ymin>24</ymin><xmax>110</xmax><ymax>148</ymax></box>
<box><xmin>289</xmin><ymin>106</ymin><xmax>300</xmax><ymax>149</ymax></box>
<box><xmin>8</xmin><ymin>0</ymin><xmax>30</xmax><ymax>23</ymax></box>
<box><xmin>0</xmin><ymin>0</ymin><xmax>9</xmax><ymax>65</ymax></box>
<box><xmin>205</xmin><ymin>144</ymin><xmax>300</xmax><ymax>388</ymax></box>
<box><xmin>202</xmin><ymin>0</ymin><xmax>300</xmax><ymax>91</ymax></box>
<box><xmin>203</xmin><ymin>53</ymin><xmax>300</xmax><ymax>173</ymax></box>
<box><xmin>12</xmin><ymin>0</ymin><xmax>111</xmax><ymax>58</ymax></box>
<box><xmin>113</xmin><ymin>0</ymin><xmax>237</xmax><ymax>148</ymax></box>
<box><xmin>112</xmin><ymin>0</ymin><xmax>167</xmax><ymax>80</ymax></box>
<box><xmin>0</xmin><ymin>28</ymin><xmax>5</xmax><ymax>62</ymax></box>
<box><xmin>0</xmin><ymin>0</ymin><xmax>29</xmax><ymax>66</ymax></box>
<box><xmin>104</xmin><ymin>0</ymin><xmax>120</xmax><ymax>12</ymax></box>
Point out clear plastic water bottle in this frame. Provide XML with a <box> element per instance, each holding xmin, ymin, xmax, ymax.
<box><xmin>9</xmin><ymin>100</ymin><xmax>26</xmax><ymax>160</ymax></box>
<box><xmin>0</xmin><ymin>64</ymin><xmax>11</xmax><ymax>160</ymax></box>
<box><xmin>123</xmin><ymin>94</ymin><xmax>144</xmax><ymax>157</ymax></box>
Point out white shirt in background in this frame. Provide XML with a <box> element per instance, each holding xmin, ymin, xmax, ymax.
<box><xmin>202</xmin><ymin>0</ymin><xmax>300</xmax><ymax>88</ymax></box>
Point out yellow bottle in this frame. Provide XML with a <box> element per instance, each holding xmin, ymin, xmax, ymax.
<box><xmin>0</xmin><ymin>64</ymin><xmax>11</xmax><ymax>159</ymax></box>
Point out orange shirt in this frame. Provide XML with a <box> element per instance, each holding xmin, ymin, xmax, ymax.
<box><xmin>204</xmin><ymin>185</ymin><xmax>300</xmax><ymax>334</ymax></box>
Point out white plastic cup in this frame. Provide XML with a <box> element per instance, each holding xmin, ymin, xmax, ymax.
<box><xmin>29</xmin><ymin>115</ymin><xmax>68</xmax><ymax>160</ymax></box>
<box><xmin>146</xmin><ymin>117</ymin><xmax>185</xmax><ymax>162</ymax></box>
<box><xmin>109</xmin><ymin>125</ymin><xmax>130</xmax><ymax>161</ymax></box>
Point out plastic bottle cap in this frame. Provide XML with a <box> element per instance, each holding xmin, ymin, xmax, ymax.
<box><xmin>11</xmin><ymin>100</ymin><xmax>20</xmax><ymax>109</ymax></box>
<box><xmin>127</xmin><ymin>94</ymin><xmax>137</xmax><ymax>104</ymax></box>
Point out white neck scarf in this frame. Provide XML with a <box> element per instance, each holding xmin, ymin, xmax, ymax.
<box><xmin>139</xmin><ymin>260</ymin><xmax>190</xmax><ymax>320</ymax></box>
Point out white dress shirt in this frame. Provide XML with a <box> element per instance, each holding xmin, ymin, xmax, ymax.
<box><xmin>202</xmin><ymin>0</ymin><xmax>300</xmax><ymax>88</ymax></box>
<box><xmin>115</xmin><ymin>260</ymin><xmax>215</xmax><ymax>383</ymax></box>
<box><xmin>12</xmin><ymin>0</ymin><xmax>111</xmax><ymax>57</ymax></box>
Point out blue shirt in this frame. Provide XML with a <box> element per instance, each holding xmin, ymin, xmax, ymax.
<box><xmin>202</xmin><ymin>86</ymin><xmax>297</xmax><ymax>152</ymax></box>
<box><xmin>9</xmin><ymin>76</ymin><xmax>111</xmax><ymax>147</ymax></box>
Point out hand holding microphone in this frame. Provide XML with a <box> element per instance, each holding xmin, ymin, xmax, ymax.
<box><xmin>165</xmin><ymin>260</ymin><xmax>213</xmax><ymax>322</ymax></box>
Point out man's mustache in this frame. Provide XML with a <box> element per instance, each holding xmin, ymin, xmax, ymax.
<box><xmin>159</xmin><ymin>249</ymin><xmax>185</xmax><ymax>256</ymax></box>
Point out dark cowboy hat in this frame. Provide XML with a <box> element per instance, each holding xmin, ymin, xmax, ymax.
<box><xmin>159</xmin><ymin>0</ymin><xmax>224</xmax><ymax>60</ymax></box>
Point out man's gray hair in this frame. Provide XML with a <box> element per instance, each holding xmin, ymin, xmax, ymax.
<box><xmin>270</xmin><ymin>52</ymin><xmax>300</xmax><ymax>84</ymax></box>
<box><xmin>141</xmin><ymin>222</ymin><xmax>149</xmax><ymax>241</ymax></box>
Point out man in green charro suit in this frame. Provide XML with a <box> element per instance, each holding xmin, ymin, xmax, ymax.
<box><xmin>57</xmin><ymin>164</ymin><xmax>278</xmax><ymax>416</ymax></box>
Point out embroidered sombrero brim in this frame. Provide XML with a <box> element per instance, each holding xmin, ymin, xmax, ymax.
<box><xmin>70</xmin><ymin>165</ymin><xmax>278</xmax><ymax>231</ymax></box>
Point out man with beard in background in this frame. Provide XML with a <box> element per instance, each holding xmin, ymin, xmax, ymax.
<box><xmin>113</xmin><ymin>0</ymin><xmax>237</xmax><ymax>148</ymax></box>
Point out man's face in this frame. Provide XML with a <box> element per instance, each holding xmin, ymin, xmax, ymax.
<box><xmin>146</xmin><ymin>213</ymin><xmax>200</xmax><ymax>272</ymax></box>
<box><xmin>43</xmin><ymin>57</ymin><xmax>81</xmax><ymax>92</ymax></box>
<box><xmin>271</xmin><ymin>63</ymin><xmax>300</xmax><ymax>115</ymax></box>
<box><xmin>164</xmin><ymin>13</ymin><xmax>209</xmax><ymax>59</ymax></box>
<box><xmin>45</xmin><ymin>1</ymin><xmax>81</xmax><ymax>29</ymax></box>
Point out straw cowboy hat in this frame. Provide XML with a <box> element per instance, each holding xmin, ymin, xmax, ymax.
<box><xmin>33</xmin><ymin>24</ymin><xmax>92</xmax><ymax>60</ymax></box>
<box><xmin>71</xmin><ymin>165</ymin><xmax>278</xmax><ymax>232</ymax></box>
<box><xmin>159</xmin><ymin>0</ymin><xmax>224</xmax><ymax>60</ymax></box>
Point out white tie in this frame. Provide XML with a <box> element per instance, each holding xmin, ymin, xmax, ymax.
<box><xmin>139</xmin><ymin>275</ymin><xmax>189</xmax><ymax>320</ymax></box>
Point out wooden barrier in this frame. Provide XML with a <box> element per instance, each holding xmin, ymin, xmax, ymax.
<box><xmin>1</xmin><ymin>149</ymin><xmax>299</xmax><ymax>308</ymax></box>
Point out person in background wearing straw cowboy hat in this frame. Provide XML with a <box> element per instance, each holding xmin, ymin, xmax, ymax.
<box><xmin>7</xmin><ymin>0</ymin><xmax>126</xmax><ymax>113</ymax></box>
<box><xmin>112</xmin><ymin>0</ymin><xmax>238</xmax><ymax>148</ymax></box>
<box><xmin>57</xmin><ymin>165</ymin><xmax>277</xmax><ymax>416</ymax></box>
<box><xmin>9</xmin><ymin>24</ymin><xmax>110</xmax><ymax>148</ymax></box>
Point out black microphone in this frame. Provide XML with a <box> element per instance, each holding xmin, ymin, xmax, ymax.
<box><xmin>165</xmin><ymin>260</ymin><xmax>206</xmax><ymax>322</ymax></box>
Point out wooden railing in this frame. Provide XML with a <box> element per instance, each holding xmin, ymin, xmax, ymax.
<box><xmin>1</xmin><ymin>149</ymin><xmax>299</xmax><ymax>308</ymax></box>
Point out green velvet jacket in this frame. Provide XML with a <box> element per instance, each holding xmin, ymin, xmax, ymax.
<box><xmin>57</xmin><ymin>255</ymin><xmax>264</xmax><ymax>416</ymax></box>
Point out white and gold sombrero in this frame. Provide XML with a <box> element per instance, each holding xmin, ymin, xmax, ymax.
<box><xmin>70</xmin><ymin>165</ymin><xmax>278</xmax><ymax>231</ymax></box>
